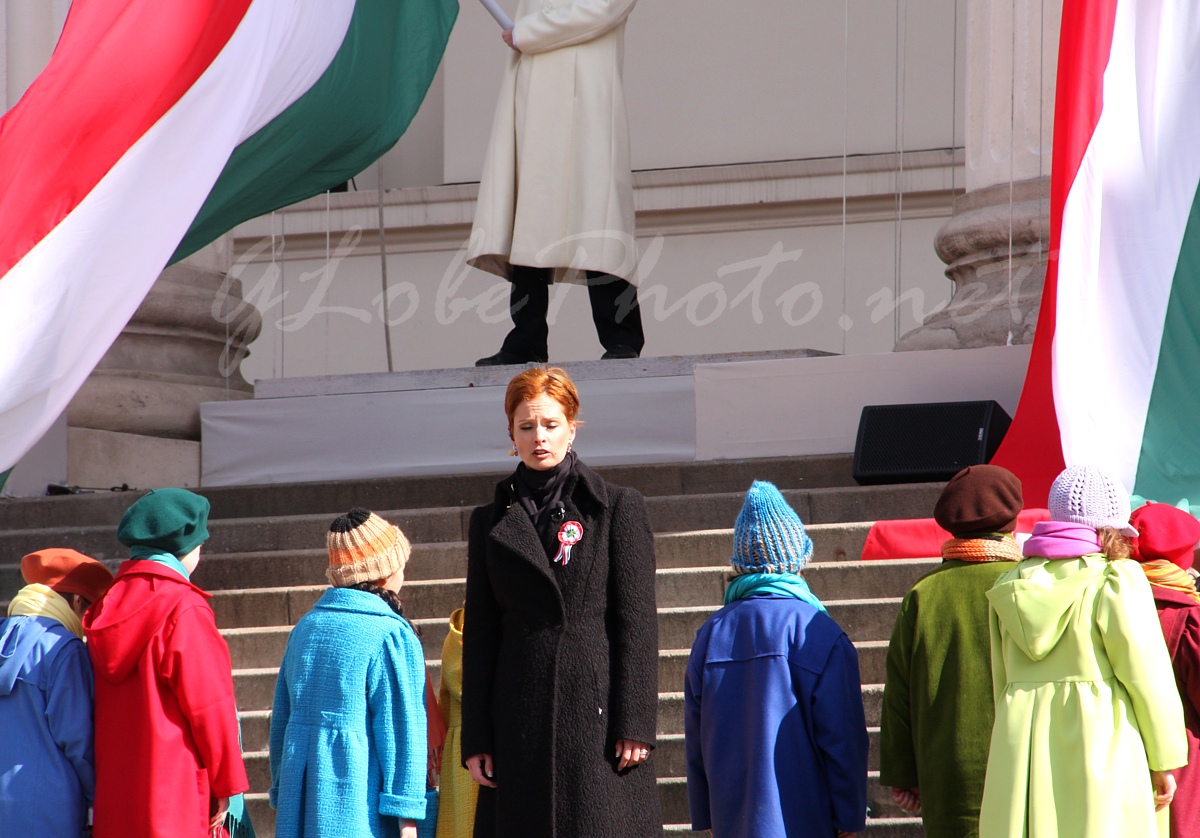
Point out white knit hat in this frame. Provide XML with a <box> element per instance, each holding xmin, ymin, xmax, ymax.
<box><xmin>1048</xmin><ymin>465</ymin><xmax>1138</xmax><ymax>537</ymax></box>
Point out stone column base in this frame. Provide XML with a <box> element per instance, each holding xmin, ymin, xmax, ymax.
<box><xmin>67</xmin><ymin>428</ymin><xmax>200</xmax><ymax>490</ymax></box>
<box><xmin>895</xmin><ymin>176</ymin><xmax>1050</xmax><ymax>351</ymax></box>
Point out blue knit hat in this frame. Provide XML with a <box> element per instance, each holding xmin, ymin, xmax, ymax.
<box><xmin>731</xmin><ymin>481</ymin><xmax>813</xmax><ymax>574</ymax></box>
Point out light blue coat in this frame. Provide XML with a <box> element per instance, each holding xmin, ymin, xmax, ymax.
<box><xmin>270</xmin><ymin>588</ymin><xmax>427</xmax><ymax>838</ymax></box>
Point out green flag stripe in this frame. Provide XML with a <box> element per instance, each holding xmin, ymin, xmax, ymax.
<box><xmin>171</xmin><ymin>0</ymin><xmax>457</xmax><ymax>263</ymax></box>
<box><xmin>1134</xmin><ymin>180</ymin><xmax>1200</xmax><ymax>503</ymax></box>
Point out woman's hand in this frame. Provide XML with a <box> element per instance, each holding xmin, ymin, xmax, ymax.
<box><xmin>1152</xmin><ymin>770</ymin><xmax>1177</xmax><ymax>811</ymax></box>
<box><xmin>615</xmin><ymin>739</ymin><xmax>651</xmax><ymax>770</ymax></box>
<box><xmin>400</xmin><ymin>818</ymin><xmax>417</xmax><ymax>838</ymax></box>
<box><xmin>466</xmin><ymin>753</ymin><xmax>498</xmax><ymax>788</ymax></box>
<box><xmin>890</xmin><ymin>786</ymin><xmax>921</xmax><ymax>815</ymax></box>
<box><xmin>502</xmin><ymin>29</ymin><xmax>520</xmax><ymax>53</ymax></box>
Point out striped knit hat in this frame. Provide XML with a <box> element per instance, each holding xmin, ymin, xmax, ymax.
<box><xmin>731</xmin><ymin>481</ymin><xmax>814</xmax><ymax>575</ymax></box>
<box><xmin>326</xmin><ymin>508</ymin><xmax>412</xmax><ymax>588</ymax></box>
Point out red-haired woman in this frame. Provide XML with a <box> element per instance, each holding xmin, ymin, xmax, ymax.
<box><xmin>461</xmin><ymin>366</ymin><xmax>661</xmax><ymax>837</ymax></box>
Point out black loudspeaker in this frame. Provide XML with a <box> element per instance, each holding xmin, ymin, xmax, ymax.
<box><xmin>852</xmin><ymin>400</ymin><xmax>1012</xmax><ymax>486</ymax></box>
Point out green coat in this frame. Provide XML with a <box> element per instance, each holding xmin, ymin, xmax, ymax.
<box><xmin>981</xmin><ymin>555</ymin><xmax>1188</xmax><ymax>838</ymax></box>
<box><xmin>879</xmin><ymin>560</ymin><xmax>1017</xmax><ymax>838</ymax></box>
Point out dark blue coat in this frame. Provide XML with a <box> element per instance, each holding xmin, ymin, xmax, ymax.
<box><xmin>0</xmin><ymin>615</ymin><xmax>95</xmax><ymax>837</ymax></box>
<box><xmin>685</xmin><ymin>595</ymin><xmax>868</xmax><ymax>837</ymax></box>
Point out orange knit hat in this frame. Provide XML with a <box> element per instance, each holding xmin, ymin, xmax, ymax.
<box><xmin>21</xmin><ymin>548</ymin><xmax>114</xmax><ymax>604</ymax></box>
<box><xmin>326</xmin><ymin>508</ymin><xmax>411</xmax><ymax>587</ymax></box>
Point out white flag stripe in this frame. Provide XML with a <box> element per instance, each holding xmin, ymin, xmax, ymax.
<box><xmin>235</xmin><ymin>0</ymin><xmax>356</xmax><ymax>142</ymax></box>
<box><xmin>1052</xmin><ymin>0</ymin><xmax>1200</xmax><ymax>489</ymax></box>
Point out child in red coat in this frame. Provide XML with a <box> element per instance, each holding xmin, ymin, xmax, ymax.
<box><xmin>1130</xmin><ymin>501</ymin><xmax>1200</xmax><ymax>837</ymax></box>
<box><xmin>85</xmin><ymin>488</ymin><xmax>249</xmax><ymax>837</ymax></box>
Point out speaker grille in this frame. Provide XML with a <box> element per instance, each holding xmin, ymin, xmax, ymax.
<box><xmin>852</xmin><ymin>400</ymin><xmax>1011</xmax><ymax>485</ymax></box>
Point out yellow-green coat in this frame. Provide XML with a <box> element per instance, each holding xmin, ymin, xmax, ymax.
<box><xmin>436</xmin><ymin>608</ymin><xmax>478</xmax><ymax>838</ymax></box>
<box><xmin>981</xmin><ymin>555</ymin><xmax>1188</xmax><ymax>838</ymax></box>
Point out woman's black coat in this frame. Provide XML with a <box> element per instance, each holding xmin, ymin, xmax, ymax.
<box><xmin>461</xmin><ymin>458</ymin><xmax>662</xmax><ymax>837</ymax></box>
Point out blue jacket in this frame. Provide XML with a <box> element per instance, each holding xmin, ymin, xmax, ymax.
<box><xmin>270</xmin><ymin>587</ymin><xmax>427</xmax><ymax>838</ymax></box>
<box><xmin>684</xmin><ymin>595</ymin><xmax>868</xmax><ymax>837</ymax></box>
<box><xmin>0</xmin><ymin>615</ymin><xmax>95</xmax><ymax>837</ymax></box>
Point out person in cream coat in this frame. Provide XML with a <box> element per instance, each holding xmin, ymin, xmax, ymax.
<box><xmin>469</xmin><ymin>0</ymin><xmax>645</xmax><ymax>365</ymax></box>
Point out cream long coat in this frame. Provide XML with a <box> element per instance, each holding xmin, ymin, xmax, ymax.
<box><xmin>467</xmin><ymin>0</ymin><xmax>639</xmax><ymax>284</ymax></box>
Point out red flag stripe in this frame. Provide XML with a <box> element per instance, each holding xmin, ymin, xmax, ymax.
<box><xmin>0</xmin><ymin>0</ymin><xmax>253</xmax><ymax>280</ymax></box>
<box><xmin>991</xmin><ymin>0</ymin><xmax>1120</xmax><ymax>505</ymax></box>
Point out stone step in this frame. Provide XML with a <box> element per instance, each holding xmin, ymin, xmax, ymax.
<box><xmin>238</xmin><ymin>710</ymin><xmax>897</xmax><ymax>783</ymax></box>
<box><xmin>238</xmin><ymin>763</ymin><xmax>917</xmax><ymax>837</ymax></box>
<box><xmin>234</xmin><ymin>638</ymin><xmax>892</xmax><ymax>720</ymax></box>
<box><xmin>207</xmin><ymin>559</ymin><xmax>934</xmax><ymax>630</ymax></box>
<box><xmin>233</xmin><ymin>642</ymin><xmax>890</xmax><ymax>721</ymax></box>
<box><xmin>0</xmin><ymin>518</ymin><xmax>928</xmax><ymax>601</ymax></box>
<box><xmin>220</xmin><ymin>598</ymin><xmax>902</xmax><ymax>673</ymax></box>
<box><xmin>0</xmin><ymin>482</ymin><xmax>943</xmax><ymax>572</ymax></box>
<box><xmin>662</xmin><ymin>819</ymin><xmax>924</xmax><ymax>836</ymax></box>
<box><xmin>0</xmin><ymin>454</ymin><xmax>859</xmax><ymax>531</ymax></box>
<box><xmin>168</xmin><ymin>522</ymin><xmax>914</xmax><ymax>594</ymax></box>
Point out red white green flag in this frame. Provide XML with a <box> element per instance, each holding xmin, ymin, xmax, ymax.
<box><xmin>994</xmin><ymin>0</ymin><xmax>1200</xmax><ymax>506</ymax></box>
<box><xmin>0</xmin><ymin>0</ymin><xmax>456</xmax><ymax>475</ymax></box>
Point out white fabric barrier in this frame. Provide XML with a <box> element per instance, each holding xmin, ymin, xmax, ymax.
<box><xmin>201</xmin><ymin>375</ymin><xmax>695</xmax><ymax>486</ymax></box>
<box><xmin>694</xmin><ymin>345</ymin><xmax>1031</xmax><ymax>461</ymax></box>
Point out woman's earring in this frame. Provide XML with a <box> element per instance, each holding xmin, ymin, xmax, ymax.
<box><xmin>509</xmin><ymin>441</ymin><xmax>517</xmax><ymax>457</ymax></box>
<box><xmin>567</xmin><ymin>442</ymin><xmax>573</xmax><ymax>454</ymax></box>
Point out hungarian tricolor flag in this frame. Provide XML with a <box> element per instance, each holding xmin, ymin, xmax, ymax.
<box><xmin>993</xmin><ymin>0</ymin><xmax>1200</xmax><ymax>507</ymax></box>
<box><xmin>0</xmin><ymin>0</ymin><xmax>456</xmax><ymax>477</ymax></box>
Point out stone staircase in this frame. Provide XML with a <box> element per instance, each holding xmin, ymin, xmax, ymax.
<box><xmin>0</xmin><ymin>454</ymin><xmax>937</xmax><ymax>836</ymax></box>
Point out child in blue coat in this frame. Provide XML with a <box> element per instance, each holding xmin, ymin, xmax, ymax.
<box><xmin>0</xmin><ymin>548</ymin><xmax>113</xmax><ymax>837</ymax></box>
<box><xmin>685</xmin><ymin>482</ymin><xmax>868</xmax><ymax>837</ymax></box>
<box><xmin>270</xmin><ymin>508</ymin><xmax>427</xmax><ymax>838</ymax></box>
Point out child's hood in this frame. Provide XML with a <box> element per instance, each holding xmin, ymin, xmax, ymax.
<box><xmin>83</xmin><ymin>562</ymin><xmax>206</xmax><ymax>684</ymax></box>
<box><xmin>0</xmin><ymin>615</ymin><xmax>56</xmax><ymax>695</ymax></box>
<box><xmin>986</xmin><ymin>557</ymin><xmax>1108</xmax><ymax>661</ymax></box>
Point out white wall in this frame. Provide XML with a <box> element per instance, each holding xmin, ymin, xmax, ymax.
<box><xmin>440</xmin><ymin>0</ymin><xmax>967</xmax><ymax>183</ymax></box>
<box><xmin>3</xmin><ymin>0</ymin><xmax>71</xmax><ymax>109</ymax></box>
<box><xmin>233</xmin><ymin>202</ymin><xmax>954</xmax><ymax>381</ymax></box>
<box><xmin>234</xmin><ymin>0</ymin><xmax>970</xmax><ymax>380</ymax></box>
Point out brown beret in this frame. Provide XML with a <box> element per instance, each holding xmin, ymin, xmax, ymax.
<box><xmin>21</xmin><ymin>548</ymin><xmax>114</xmax><ymax>604</ymax></box>
<box><xmin>934</xmin><ymin>465</ymin><xmax>1024</xmax><ymax>537</ymax></box>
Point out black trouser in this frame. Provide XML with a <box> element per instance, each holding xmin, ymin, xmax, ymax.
<box><xmin>499</xmin><ymin>265</ymin><xmax>645</xmax><ymax>359</ymax></box>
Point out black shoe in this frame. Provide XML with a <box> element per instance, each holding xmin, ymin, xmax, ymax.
<box><xmin>600</xmin><ymin>346</ymin><xmax>640</xmax><ymax>360</ymax></box>
<box><xmin>475</xmin><ymin>349</ymin><xmax>548</xmax><ymax>367</ymax></box>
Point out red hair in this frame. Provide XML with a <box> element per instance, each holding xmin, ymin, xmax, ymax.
<box><xmin>504</xmin><ymin>367</ymin><xmax>580</xmax><ymax>428</ymax></box>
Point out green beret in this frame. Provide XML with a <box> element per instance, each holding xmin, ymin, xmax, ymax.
<box><xmin>117</xmin><ymin>488</ymin><xmax>211</xmax><ymax>557</ymax></box>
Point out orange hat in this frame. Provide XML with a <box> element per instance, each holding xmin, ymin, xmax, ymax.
<box><xmin>326</xmin><ymin>508</ymin><xmax>411</xmax><ymax>587</ymax></box>
<box><xmin>20</xmin><ymin>548</ymin><xmax>114</xmax><ymax>604</ymax></box>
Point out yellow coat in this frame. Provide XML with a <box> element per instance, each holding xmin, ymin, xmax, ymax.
<box><xmin>436</xmin><ymin>608</ymin><xmax>478</xmax><ymax>838</ymax></box>
<box><xmin>467</xmin><ymin>0</ymin><xmax>639</xmax><ymax>284</ymax></box>
<box><xmin>980</xmin><ymin>556</ymin><xmax>1188</xmax><ymax>838</ymax></box>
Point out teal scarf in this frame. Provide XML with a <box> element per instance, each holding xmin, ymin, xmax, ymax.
<box><xmin>723</xmin><ymin>572</ymin><xmax>826</xmax><ymax>613</ymax></box>
<box><xmin>129</xmin><ymin>546</ymin><xmax>190</xmax><ymax>581</ymax></box>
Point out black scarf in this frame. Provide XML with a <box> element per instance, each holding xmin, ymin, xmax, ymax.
<box><xmin>513</xmin><ymin>451</ymin><xmax>576</xmax><ymax>556</ymax></box>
